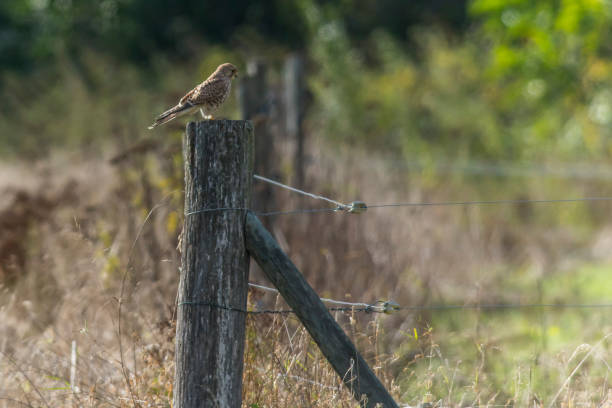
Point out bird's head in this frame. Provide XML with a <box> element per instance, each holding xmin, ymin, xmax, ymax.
<box><xmin>216</xmin><ymin>63</ymin><xmax>239</xmax><ymax>80</ymax></box>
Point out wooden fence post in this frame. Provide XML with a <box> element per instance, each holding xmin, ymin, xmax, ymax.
<box><xmin>245</xmin><ymin>212</ymin><xmax>399</xmax><ymax>408</ymax></box>
<box><xmin>174</xmin><ymin>120</ymin><xmax>254</xmax><ymax>408</ymax></box>
<box><xmin>239</xmin><ymin>60</ymin><xmax>276</xmax><ymax>213</ymax></box>
<box><xmin>283</xmin><ymin>54</ymin><xmax>305</xmax><ymax>187</ymax></box>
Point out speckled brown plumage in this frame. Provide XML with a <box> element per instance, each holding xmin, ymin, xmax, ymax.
<box><xmin>149</xmin><ymin>63</ymin><xmax>238</xmax><ymax>129</ymax></box>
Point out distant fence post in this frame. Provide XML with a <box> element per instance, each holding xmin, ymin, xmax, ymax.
<box><xmin>245</xmin><ymin>212</ymin><xmax>399</xmax><ymax>408</ymax></box>
<box><xmin>174</xmin><ymin>120</ymin><xmax>254</xmax><ymax>408</ymax></box>
<box><xmin>239</xmin><ymin>60</ymin><xmax>276</xmax><ymax>213</ymax></box>
<box><xmin>284</xmin><ymin>54</ymin><xmax>305</xmax><ymax>187</ymax></box>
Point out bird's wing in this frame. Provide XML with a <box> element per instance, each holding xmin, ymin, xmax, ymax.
<box><xmin>148</xmin><ymin>76</ymin><xmax>229</xmax><ymax>130</ymax></box>
<box><xmin>186</xmin><ymin>78</ymin><xmax>227</xmax><ymax>105</ymax></box>
<box><xmin>179</xmin><ymin>85</ymin><xmax>199</xmax><ymax>105</ymax></box>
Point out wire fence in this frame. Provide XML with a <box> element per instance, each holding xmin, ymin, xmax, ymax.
<box><xmin>101</xmin><ymin>166</ymin><xmax>612</xmax><ymax>408</ymax></box>
<box><xmin>174</xmin><ymin>282</ymin><xmax>612</xmax><ymax>316</ymax></box>
<box><xmin>181</xmin><ymin>299</ymin><xmax>612</xmax><ymax>316</ymax></box>
<box><xmin>181</xmin><ymin>175</ymin><xmax>612</xmax><ymax>317</ymax></box>
<box><xmin>184</xmin><ymin>174</ymin><xmax>612</xmax><ymax>218</ymax></box>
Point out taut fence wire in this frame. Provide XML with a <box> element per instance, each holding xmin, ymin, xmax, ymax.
<box><xmin>185</xmin><ymin>174</ymin><xmax>612</xmax><ymax>217</ymax></box>
<box><xmin>182</xmin><ymin>175</ymin><xmax>612</xmax><ymax>316</ymax></box>
<box><xmin>177</xmin><ymin>282</ymin><xmax>612</xmax><ymax>316</ymax></box>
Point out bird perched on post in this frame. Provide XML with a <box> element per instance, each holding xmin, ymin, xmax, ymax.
<box><xmin>148</xmin><ymin>63</ymin><xmax>238</xmax><ymax>129</ymax></box>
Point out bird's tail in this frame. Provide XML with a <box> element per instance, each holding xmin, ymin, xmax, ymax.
<box><xmin>148</xmin><ymin>103</ymin><xmax>195</xmax><ymax>129</ymax></box>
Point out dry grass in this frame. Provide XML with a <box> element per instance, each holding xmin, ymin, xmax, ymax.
<box><xmin>1</xmin><ymin>136</ymin><xmax>612</xmax><ymax>407</ymax></box>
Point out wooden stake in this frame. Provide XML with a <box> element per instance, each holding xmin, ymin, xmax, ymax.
<box><xmin>174</xmin><ymin>120</ymin><xmax>254</xmax><ymax>408</ymax></box>
<box><xmin>245</xmin><ymin>211</ymin><xmax>398</xmax><ymax>408</ymax></box>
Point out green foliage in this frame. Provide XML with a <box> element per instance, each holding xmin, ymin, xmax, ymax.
<box><xmin>471</xmin><ymin>0</ymin><xmax>610</xmax><ymax>81</ymax></box>
<box><xmin>0</xmin><ymin>0</ymin><xmax>310</xmax><ymax>72</ymax></box>
<box><xmin>471</xmin><ymin>0</ymin><xmax>612</xmax><ymax>158</ymax></box>
<box><xmin>7</xmin><ymin>0</ymin><xmax>612</xmax><ymax>164</ymax></box>
<box><xmin>0</xmin><ymin>0</ymin><xmax>469</xmax><ymax>76</ymax></box>
<box><xmin>305</xmin><ymin>0</ymin><xmax>612</xmax><ymax>162</ymax></box>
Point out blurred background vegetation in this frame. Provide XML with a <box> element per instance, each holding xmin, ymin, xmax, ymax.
<box><xmin>3</xmin><ymin>0</ymin><xmax>612</xmax><ymax>406</ymax></box>
<box><xmin>3</xmin><ymin>0</ymin><xmax>612</xmax><ymax>161</ymax></box>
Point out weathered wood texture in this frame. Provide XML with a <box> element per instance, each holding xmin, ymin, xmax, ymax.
<box><xmin>283</xmin><ymin>54</ymin><xmax>305</xmax><ymax>187</ymax></box>
<box><xmin>174</xmin><ymin>120</ymin><xmax>254</xmax><ymax>408</ymax></box>
<box><xmin>245</xmin><ymin>212</ymin><xmax>399</xmax><ymax>408</ymax></box>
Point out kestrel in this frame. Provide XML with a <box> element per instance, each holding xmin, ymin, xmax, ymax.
<box><xmin>148</xmin><ymin>63</ymin><xmax>238</xmax><ymax>129</ymax></box>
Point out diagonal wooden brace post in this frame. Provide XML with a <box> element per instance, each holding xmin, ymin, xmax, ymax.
<box><xmin>245</xmin><ymin>212</ymin><xmax>398</xmax><ymax>408</ymax></box>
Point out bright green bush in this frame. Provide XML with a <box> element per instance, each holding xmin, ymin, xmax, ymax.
<box><xmin>306</xmin><ymin>0</ymin><xmax>612</xmax><ymax>162</ymax></box>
